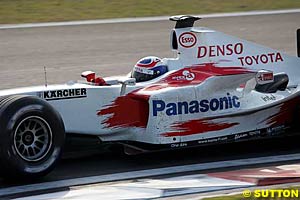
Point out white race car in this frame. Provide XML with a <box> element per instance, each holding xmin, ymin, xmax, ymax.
<box><xmin>0</xmin><ymin>16</ymin><xmax>300</xmax><ymax>179</ymax></box>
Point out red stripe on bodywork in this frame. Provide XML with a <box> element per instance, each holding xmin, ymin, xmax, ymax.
<box><xmin>193</xmin><ymin>63</ymin><xmax>253</xmax><ymax>75</ymax></box>
<box><xmin>142</xmin><ymin>63</ymin><xmax>254</xmax><ymax>91</ymax></box>
<box><xmin>260</xmin><ymin>96</ymin><xmax>300</xmax><ymax>127</ymax></box>
<box><xmin>97</xmin><ymin>63</ymin><xmax>253</xmax><ymax>129</ymax></box>
<box><xmin>97</xmin><ymin>91</ymin><xmax>149</xmax><ymax>129</ymax></box>
<box><xmin>162</xmin><ymin>118</ymin><xmax>239</xmax><ymax>137</ymax></box>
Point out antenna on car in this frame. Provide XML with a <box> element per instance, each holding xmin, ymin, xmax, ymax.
<box><xmin>44</xmin><ymin>66</ymin><xmax>48</xmax><ymax>87</ymax></box>
<box><xmin>297</xmin><ymin>29</ymin><xmax>300</xmax><ymax>57</ymax></box>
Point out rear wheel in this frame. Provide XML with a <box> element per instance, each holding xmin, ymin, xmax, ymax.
<box><xmin>0</xmin><ymin>95</ymin><xmax>65</xmax><ymax>179</ymax></box>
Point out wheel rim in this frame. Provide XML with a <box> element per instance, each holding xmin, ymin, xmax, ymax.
<box><xmin>14</xmin><ymin>116</ymin><xmax>52</xmax><ymax>162</ymax></box>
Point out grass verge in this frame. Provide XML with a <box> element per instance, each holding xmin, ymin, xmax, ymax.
<box><xmin>0</xmin><ymin>0</ymin><xmax>300</xmax><ymax>24</ymax></box>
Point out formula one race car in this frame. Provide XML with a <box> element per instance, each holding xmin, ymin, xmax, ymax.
<box><xmin>0</xmin><ymin>16</ymin><xmax>300</xmax><ymax>179</ymax></box>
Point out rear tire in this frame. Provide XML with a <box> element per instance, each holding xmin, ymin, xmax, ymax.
<box><xmin>0</xmin><ymin>95</ymin><xmax>65</xmax><ymax>179</ymax></box>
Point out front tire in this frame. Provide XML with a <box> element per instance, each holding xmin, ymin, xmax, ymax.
<box><xmin>0</xmin><ymin>95</ymin><xmax>65</xmax><ymax>179</ymax></box>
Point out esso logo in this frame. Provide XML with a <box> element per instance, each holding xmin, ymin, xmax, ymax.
<box><xmin>179</xmin><ymin>32</ymin><xmax>197</xmax><ymax>48</ymax></box>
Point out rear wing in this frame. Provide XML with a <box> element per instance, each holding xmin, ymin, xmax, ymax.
<box><xmin>169</xmin><ymin>15</ymin><xmax>201</xmax><ymax>29</ymax></box>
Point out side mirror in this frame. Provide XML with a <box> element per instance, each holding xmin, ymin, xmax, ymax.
<box><xmin>81</xmin><ymin>71</ymin><xmax>96</xmax><ymax>82</ymax></box>
<box><xmin>81</xmin><ymin>71</ymin><xmax>106</xmax><ymax>86</ymax></box>
<box><xmin>118</xmin><ymin>77</ymin><xmax>136</xmax><ymax>95</ymax></box>
<box><xmin>118</xmin><ymin>77</ymin><xmax>136</xmax><ymax>86</ymax></box>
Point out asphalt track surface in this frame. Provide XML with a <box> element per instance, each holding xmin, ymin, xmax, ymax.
<box><xmin>0</xmin><ymin>13</ymin><xmax>299</xmax><ymax>89</ymax></box>
<box><xmin>0</xmin><ymin>13</ymin><xmax>300</xmax><ymax>189</ymax></box>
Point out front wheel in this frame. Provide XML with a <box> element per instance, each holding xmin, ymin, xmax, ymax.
<box><xmin>0</xmin><ymin>95</ymin><xmax>65</xmax><ymax>179</ymax></box>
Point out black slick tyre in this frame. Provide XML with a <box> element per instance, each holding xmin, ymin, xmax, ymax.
<box><xmin>0</xmin><ymin>95</ymin><xmax>65</xmax><ymax>179</ymax></box>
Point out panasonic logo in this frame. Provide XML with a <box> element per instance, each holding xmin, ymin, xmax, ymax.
<box><xmin>152</xmin><ymin>94</ymin><xmax>240</xmax><ymax>116</ymax></box>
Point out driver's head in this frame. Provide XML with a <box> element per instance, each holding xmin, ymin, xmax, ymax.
<box><xmin>132</xmin><ymin>56</ymin><xmax>168</xmax><ymax>82</ymax></box>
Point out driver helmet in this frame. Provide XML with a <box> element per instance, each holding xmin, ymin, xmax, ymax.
<box><xmin>132</xmin><ymin>56</ymin><xmax>168</xmax><ymax>82</ymax></box>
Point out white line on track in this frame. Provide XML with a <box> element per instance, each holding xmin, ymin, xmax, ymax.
<box><xmin>13</xmin><ymin>174</ymin><xmax>255</xmax><ymax>200</ymax></box>
<box><xmin>0</xmin><ymin>153</ymin><xmax>299</xmax><ymax>198</ymax></box>
<box><xmin>0</xmin><ymin>9</ymin><xmax>299</xmax><ymax>30</ymax></box>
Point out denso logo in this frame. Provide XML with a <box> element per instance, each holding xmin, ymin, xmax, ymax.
<box><xmin>179</xmin><ymin>32</ymin><xmax>197</xmax><ymax>48</ymax></box>
<box><xmin>152</xmin><ymin>94</ymin><xmax>240</xmax><ymax>116</ymax></box>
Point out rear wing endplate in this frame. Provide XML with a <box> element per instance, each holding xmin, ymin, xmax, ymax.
<box><xmin>169</xmin><ymin>15</ymin><xmax>201</xmax><ymax>29</ymax></box>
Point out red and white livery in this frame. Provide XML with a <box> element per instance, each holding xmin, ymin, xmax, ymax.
<box><xmin>0</xmin><ymin>15</ymin><xmax>300</xmax><ymax>179</ymax></box>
